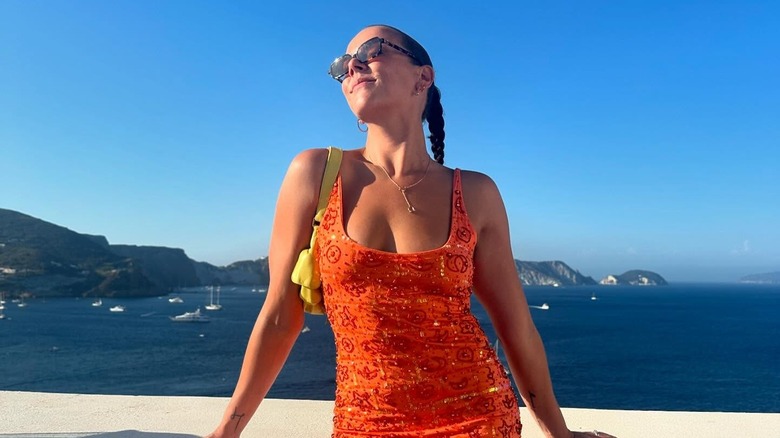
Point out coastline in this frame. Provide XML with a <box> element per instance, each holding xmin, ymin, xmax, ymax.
<box><xmin>2</xmin><ymin>283</ymin><xmax>778</xmax><ymax>413</ymax></box>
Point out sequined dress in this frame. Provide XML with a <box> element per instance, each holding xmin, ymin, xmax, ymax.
<box><xmin>318</xmin><ymin>169</ymin><xmax>522</xmax><ymax>437</ymax></box>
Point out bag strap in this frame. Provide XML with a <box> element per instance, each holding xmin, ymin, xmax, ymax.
<box><xmin>313</xmin><ymin>146</ymin><xmax>342</xmax><ymax>226</ymax></box>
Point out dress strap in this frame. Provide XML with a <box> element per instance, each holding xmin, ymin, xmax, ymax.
<box><xmin>452</xmin><ymin>168</ymin><xmax>465</xmax><ymax>216</ymax></box>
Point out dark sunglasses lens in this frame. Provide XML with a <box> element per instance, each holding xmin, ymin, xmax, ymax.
<box><xmin>328</xmin><ymin>38</ymin><xmax>383</xmax><ymax>82</ymax></box>
<box><xmin>329</xmin><ymin>55</ymin><xmax>351</xmax><ymax>81</ymax></box>
<box><xmin>357</xmin><ymin>38</ymin><xmax>382</xmax><ymax>63</ymax></box>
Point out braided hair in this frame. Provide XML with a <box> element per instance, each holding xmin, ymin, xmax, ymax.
<box><xmin>424</xmin><ymin>86</ymin><xmax>445</xmax><ymax>165</ymax></box>
<box><xmin>377</xmin><ymin>25</ymin><xmax>446</xmax><ymax>164</ymax></box>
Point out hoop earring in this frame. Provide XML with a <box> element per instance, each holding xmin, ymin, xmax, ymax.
<box><xmin>357</xmin><ymin>119</ymin><xmax>368</xmax><ymax>133</ymax></box>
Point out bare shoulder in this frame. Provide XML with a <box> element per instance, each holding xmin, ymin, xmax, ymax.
<box><xmin>461</xmin><ymin>170</ymin><xmax>503</xmax><ymax>209</ymax></box>
<box><xmin>459</xmin><ymin>170</ymin><xmax>506</xmax><ymax>229</ymax></box>
<box><xmin>287</xmin><ymin>148</ymin><xmax>331</xmax><ymax>180</ymax></box>
<box><xmin>459</xmin><ymin>169</ymin><xmax>500</xmax><ymax>197</ymax></box>
<box><xmin>276</xmin><ymin>148</ymin><xmax>334</xmax><ymax>218</ymax></box>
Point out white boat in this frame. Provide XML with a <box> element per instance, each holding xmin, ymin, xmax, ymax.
<box><xmin>301</xmin><ymin>326</ymin><xmax>311</xmax><ymax>333</ymax></box>
<box><xmin>530</xmin><ymin>303</ymin><xmax>550</xmax><ymax>310</ymax></box>
<box><xmin>170</xmin><ymin>308</ymin><xmax>210</xmax><ymax>323</ymax></box>
<box><xmin>168</xmin><ymin>296</ymin><xmax>184</xmax><ymax>304</ymax></box>
<box><xmin>591</xmin><ymin>293</ymin><xmax>598</xmax><ymax>301</ymax></box>
<box><xmin>109</xmin><ymin>305</ymin><xmax>125</xmax><ymax>312</ymax></box>
<box><xmin>92</xmin><ymin>298</ymin><xmax>103</xmax><ymax>307</ymax></box>
<box><xmin>205</xmin><ymin>286</ymin><xmax>222</xmax><ymax>311</ymax></box>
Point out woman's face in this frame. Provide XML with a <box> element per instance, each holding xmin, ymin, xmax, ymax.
<box><xmin>339</xmin><ymin>27</ymin><xmax>424</xmax><ymax>122</ymax></box>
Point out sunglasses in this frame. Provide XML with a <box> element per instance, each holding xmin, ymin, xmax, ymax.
<box><xmin>328</xmin><ymin>37</ymin><xmax>421</xmax><ymax>83</ymax></box>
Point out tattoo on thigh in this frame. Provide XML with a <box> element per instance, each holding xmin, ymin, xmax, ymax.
<box><xmin>230</xmin><ymin>408</ymin><xmax>246</xmax><ymax>431</ymax></box>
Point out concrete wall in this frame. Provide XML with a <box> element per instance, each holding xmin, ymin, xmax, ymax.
<box><xmin>2</xmin><ymin>391</ymin><xmax>778</xmax><ymax>437</ymax></box>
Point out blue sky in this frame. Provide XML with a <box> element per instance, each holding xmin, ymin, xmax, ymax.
<box><xmin>2</xmin><ymin>1</ymin><xmax>778</xmax><ymax>282</ymax></box>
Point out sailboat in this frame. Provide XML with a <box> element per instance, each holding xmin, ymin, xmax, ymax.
<box><xmin>591</xmin><ymin>292</ymin><xmax>598</xmax><ymax>301</ymax></box>
<box><xmin>205</xmin><ymin>286</ymin><xmax>222</xmax><ymax>311</ymax></box>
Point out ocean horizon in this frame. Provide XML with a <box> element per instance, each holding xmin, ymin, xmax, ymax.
<box><xmin>1</xmin><ymin>282</ymin><xmax>778</xmax><ymax>413</ymax></box>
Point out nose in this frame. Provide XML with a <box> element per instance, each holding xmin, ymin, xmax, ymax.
<box><xmin>346</xmin><ymin>56</ymin><xmax>367</xmax><ymax>79</ymax></box>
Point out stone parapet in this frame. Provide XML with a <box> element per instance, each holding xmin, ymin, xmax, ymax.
<box><xmin>1</xmin><ymin>391</ymin><xmax>778</xmax><ymax>437</ymax></box>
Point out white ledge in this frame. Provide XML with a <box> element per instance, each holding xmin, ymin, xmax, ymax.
<box><xmin>2</xmin><ymin>391</ymin><xmax>778</xmax><ymax>437</ymax></box>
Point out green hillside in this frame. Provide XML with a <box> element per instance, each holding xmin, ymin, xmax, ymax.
<box><xmin>0</xmin><ymin>208</ymin><xmax>155</xmax><ymax>297</ymax></box>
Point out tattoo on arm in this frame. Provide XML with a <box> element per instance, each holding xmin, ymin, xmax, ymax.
<box><xmin>230</xmin><ymin>408</ymin><xmax>246</xmax><ymax>432</ymax></box>
<box><xmin>529</xmin><ymin>391</ymin><xmax>536</xmax><ymax>409</ymax></box>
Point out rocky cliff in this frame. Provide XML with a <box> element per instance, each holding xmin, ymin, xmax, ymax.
<box><xmin>1</xmin><ymin>208</ymin><xmax>672</xmax><ymax>297</ymax></box>
<box><xmin>194</xmin><ymin>258</ymin><xmax>270</xmax><ymax>286</ymax></box>
<box><xmin>515</xmin><ymin>260</ymin><xmax>598</xmax><ymax>286</ymax></box>
<box><xmin>0</xmin><ymin>208</ymin><xmax>156</xmax><ymax>297</ymax></box>
<box><xmin>109</xmin><ymin>245</ymin><xmax>201</xmax><ymax>289</ymax></box>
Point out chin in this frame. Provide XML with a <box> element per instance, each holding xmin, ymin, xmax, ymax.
<box><xmin>349</xmin><ymin>99</ymin><xmax>391</xmax><ymax>123</ymax></box>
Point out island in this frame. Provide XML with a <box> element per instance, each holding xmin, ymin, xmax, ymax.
<box><xmin>599</xmin><ymin>270</ymin><xmax>668</xmax><ymax>286</ymax></box>
<box><xmin>739</xmin><ymin>271</ymin><xmax>780</xmax><ymax>285</ymax></box>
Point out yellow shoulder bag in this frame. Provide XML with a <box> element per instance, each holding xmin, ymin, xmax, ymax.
<box><xmin>291</xmin><ymin>146</ymin><xmax>343</xmax><ymax>315</ymax></box>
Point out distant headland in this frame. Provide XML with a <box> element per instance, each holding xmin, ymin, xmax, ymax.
<box><xmin>739</xmin><ymin>271</ymin><xmax>780</xmax><ymax>285</ymax></box>
<box><xmin>599</xmin><ymin>270</ymin><xmax>668</xmax><ymax>286</ymax></box>
<box><xmin>0</xmin><ymin>208</ymin><xmax>667</xmax><ymax>298</ymax></box>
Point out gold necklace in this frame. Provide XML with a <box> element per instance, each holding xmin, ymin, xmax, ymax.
<box><xmin>369</xmin><ymin>155</ymin><xmax>432</xmax><ymax>213</ymax></box>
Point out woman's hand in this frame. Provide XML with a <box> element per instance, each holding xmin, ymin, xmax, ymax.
<box><xmin>571</xmin><ymin>431</ymin><xmax>617</xmax><ymax>438</ymax></box>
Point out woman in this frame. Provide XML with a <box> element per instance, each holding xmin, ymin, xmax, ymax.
<box><xmin>207</xmin><ymin>25</ymin><xmax>615</xmax><ymax>438</ymax></box>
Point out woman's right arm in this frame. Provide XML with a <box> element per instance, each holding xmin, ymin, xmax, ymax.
<box><xmin>206</xmin><ymin>148</ymin><xmax>330</xmax><ymax>438</ymax></box>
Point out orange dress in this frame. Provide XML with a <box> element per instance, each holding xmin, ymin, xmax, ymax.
<box><xmin>318</xmin><ymin>169</ymin><xmax>522</xmax><ymax>437</ymax></box>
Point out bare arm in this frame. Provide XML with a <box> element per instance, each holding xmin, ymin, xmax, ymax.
<box><xmin>465</xmin><ymin>172</ymin><xmax>571</xmax><ymax>438</ymax></box>
<box><xmin>207</xmin><ymin>148</ymin><xmax>330</xmax><ymax>438</ymax></box>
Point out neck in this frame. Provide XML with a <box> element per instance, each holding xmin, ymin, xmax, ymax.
<box><xmin>363</xmin><ymin>124</ymin><xmax>430</xmax><ymax>176</ymax></box>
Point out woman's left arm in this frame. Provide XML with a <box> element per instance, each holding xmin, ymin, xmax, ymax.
<box><xmin>464</xmin><ymin>172</ymin><xmax>610</xmax><ymax>438</ymax></box>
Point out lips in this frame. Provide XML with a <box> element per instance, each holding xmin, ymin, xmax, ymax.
<box><xmin>351</xmin><ymin>77</ymin><xmax>375</xmax><ymax>92</ymax></box>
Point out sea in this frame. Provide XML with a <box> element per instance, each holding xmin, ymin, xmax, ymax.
<box><xmin>1</xmin><ymin>283</ymin><xmax>778</xmax><ymax>413</ymax></box>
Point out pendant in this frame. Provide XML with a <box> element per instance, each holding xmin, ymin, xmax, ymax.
<box><xmin>400</xmin><ymin>189</ymin><xmax>416</xmax><ymax>213</ymax></box>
